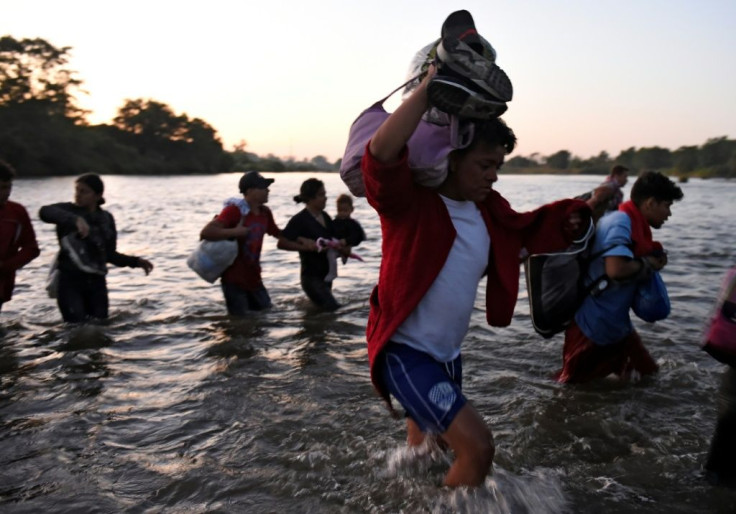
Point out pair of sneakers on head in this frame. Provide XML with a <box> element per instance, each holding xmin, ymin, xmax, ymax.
<box><xmin>427</xmin><ymin>10</ymin><xmax>513</xmax><ymax>120</ymax></box>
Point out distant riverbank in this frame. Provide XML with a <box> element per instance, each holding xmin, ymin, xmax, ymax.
<box><xmin>501</xmin><ymin>166</ymin><xmax>730</xmax><ymax>180</ymax></box>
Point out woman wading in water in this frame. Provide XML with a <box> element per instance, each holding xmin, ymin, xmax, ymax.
<box><xmin>40</xmin><ymin>174</ymin><xmax>153</xmax><ymax>323</ymax></box>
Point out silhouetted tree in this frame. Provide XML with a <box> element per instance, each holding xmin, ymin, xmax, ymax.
<box><xmin>506</xmin><ymin>156</ymin><xmax>539</xmax><ymax>168</ymax></box>
<box><xmin>0</xmin><ymin>35</ymin><xmax>87</xmax><ymax>121</ymax></box>
<box><xmin>673</xmin><ymin>145</ymin><xmax>699</xmax><ymax>174</ymax></box>
<box><xmin>112</xmin><ymin>98</ymin><xmax>229</xmax><ymax>172</ymax></box>
<box><xmin>633</xmin><ymin>146</ymin><xmax>672</xmax><ymax>170</ymax></box>
<box><xmin>699</xmin><ymin>137</ymin><xmax>736</xmax><ymax>168</ymax></box>
<box><xmin>613</xmin><ymin>147</ymin><xmax>637</xmax><ymax>170</ymax></box>
<box><xmin>310</xmin><ymin>155</ymin><xmax>332</xmax><ymax>170</ymax></box>
<box><xmin>113</xmin><ymin>99</ymin><xmax>184</xmax><ymax>152</ymax></box>
<box><xmin>572</xmin><ymin>151</ymin><xmax>611</xmax><ymax>174</ymax></box>
<box><xmin>231</xmin><ymin>140</ymin><xmax>258</xmax><ymax>170</ymax></box>
<box><xmin>545</xmin><ymin>150</ymin><xmax>571</xmax><ymax>170</ymax></box>
<box><xmin>258</xmin><ymin>154</ymin><xmax>287</xmax><ymax>172</ymax></box>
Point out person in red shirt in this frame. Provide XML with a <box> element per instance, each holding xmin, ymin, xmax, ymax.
<box><xmin>363</xmin><ymin>66</ymin><xmax>589</xmax><ymax>487</ymax></box>
<box><xmin>200</xmin><ymin>172</ymin><xmax>305</xmax><ymax>315</ymax></box>
<box><xmin>0</xmin><ymin>160</ymin><xmax>40</xmax><ymax>313</ymax></box>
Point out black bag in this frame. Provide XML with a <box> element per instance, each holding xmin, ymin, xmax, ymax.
<box><xmin>524</xmin><ymin>222</ymin><xmax>610</xmax><ymax>338</ymax></box>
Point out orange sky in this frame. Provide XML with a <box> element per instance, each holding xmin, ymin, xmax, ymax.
<box><xmin>5</xmin><ymin>0</ymin><xmax>736</xmax><ymax>162</ymax></box>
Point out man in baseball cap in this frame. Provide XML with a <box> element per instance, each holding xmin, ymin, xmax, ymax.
<box><xmin>199</xmin><ymin>171</ymin><xmax>302</xmax><ymax>315</ymax></box>
<box><xmin>239</xmin><ymin>171</ymin><xmax>274</xmax><ymax>193</ymax></box>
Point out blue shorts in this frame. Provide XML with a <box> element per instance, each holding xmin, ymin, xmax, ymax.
<box><xmin>378</xmin><ymin>341</ymin><xmax>466</xmax><ymax>434</ymax></box>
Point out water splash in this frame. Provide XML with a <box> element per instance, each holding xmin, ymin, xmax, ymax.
<box><xmin>434</xmin><ymin>467</ymin><xmax>567</xmax><ymax>514</ymax></box>
<box><xmin>382</xmin><ymin>439</ymin><xmax>567</xmax><ymax>513</ymax></box>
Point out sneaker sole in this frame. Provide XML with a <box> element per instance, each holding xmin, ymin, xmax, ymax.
<box><xmin>437</xmin><ymin>38</ymin><xmax>513</xmax><ymax>102</ymax></box>
<box><xmin>427</xmin><ymin>77</ymin><xmax>508</xmax><ymax>119</ymax></box>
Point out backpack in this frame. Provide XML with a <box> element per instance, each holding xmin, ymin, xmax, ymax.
<box><xmin>523</xmin><ymin>221</ymin><xmax>613</xmax><ymax>338</ymax></box>
<box><xmin>339</xmin><ymin>74</ymin><xmax>474</xmax><ymax>197</ymax></box>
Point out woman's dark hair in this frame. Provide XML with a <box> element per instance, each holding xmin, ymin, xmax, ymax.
<box><xmin>0</xmin><ymin>160</ymin><xmax>16</xmax><ymax>182</ymax></box>
<box><xmin>630</xmin><ymin>171</ymin><xmax>684</xmax><ymax>206</ymax></box>
<box><xmin>293</xmin><ymin>178</ymin><xmax>324</xmax><ymax>203</ymax></box>
<box><xmin>76</xmin><ymin>173</ymin><xmax>106</xmax><ymax>206</ymax></box>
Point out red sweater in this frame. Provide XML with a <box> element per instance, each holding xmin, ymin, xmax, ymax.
<box><xmin>0</xmin><ymin>201</ymin><xmax>40</xmax><ymax>302</ymax></box>
<box><xmin>618</xmin><ymin>200</ymin><xmax>663</xmax><ymax>257</ymax></box>
<box><xmin>362</xmin><ymin>146</ymin><xmax>590</xmax><ymax>402</ymax></box>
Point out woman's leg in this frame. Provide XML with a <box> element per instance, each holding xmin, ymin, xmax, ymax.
<box><xmin>57</xmin><ymin>271</ymin><xmax>89</xmax><ymax>323</ymax></box>
<box><xmin>301</xmin><ymin>275</ymin><xmax>339</xmax><ymax>311</ymax></box>
<box><xmin>85</xmin><ymin>275</ymin><xmax>109</xmax><ymax>320</ymax></box>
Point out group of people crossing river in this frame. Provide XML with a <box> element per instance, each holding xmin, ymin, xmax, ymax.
<box><xmin>2</xmin><ymin>7</ymin><xmax>735</xmax><ymax>494</ymax></box>
<box><xmin>0</xmin><ymin>161</ymin><xmax>366</xmax><ymax>323</ymax></box>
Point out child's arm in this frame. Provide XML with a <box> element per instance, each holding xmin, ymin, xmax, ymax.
<box><xmin>368</xmin><ymin>66</ymin><xmax>436</xmax><ymax>164</ymax></box>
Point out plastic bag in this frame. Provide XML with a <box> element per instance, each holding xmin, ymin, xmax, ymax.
<box><xmin>61</xmin><ymin>233</ymin><xmax>106</xmax><ymax>275</ymax></box>
<box><xmin>45</xmin><ymin>253</ymin><xmax>60</xmax><ymax>298</ymax></box>
<box><xmin>186</xmin><ymin>239</ymin><xmax>238</xmax><ymax>283</ymax></box>
<box><xmin>632</xmin><ymin>270</ymin><xmax>671</xmax><ymax>323</ymax></box>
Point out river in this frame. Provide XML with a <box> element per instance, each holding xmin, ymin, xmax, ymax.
<box><xmin>1</xmin><ymin>172</ymin><xmax>735</xmax><ymax>513</ymax></box>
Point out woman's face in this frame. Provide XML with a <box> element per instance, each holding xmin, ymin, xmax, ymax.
<box><xmin>75</xmin><ymin>181</ymin><xmax>101</xmax><ymax>210</ymax></box>
<box><xmin>306</xmin><ymin>186</ymin><xmax>327</xmax><ymax>212</ymax></box>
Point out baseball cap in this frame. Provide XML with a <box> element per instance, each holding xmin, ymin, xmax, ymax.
<box><xmin>239</xmin><ymin>171</ymin><xmax>274</xmax><ymax>193</ymax></box>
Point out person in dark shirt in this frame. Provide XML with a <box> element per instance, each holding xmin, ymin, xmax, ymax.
<box><xmin>39</xmin><ymin>174</ymin><xmax>153</xmax><ymax>323</ymax></box>
<box><xmin>278</xmin><ymin>178</ymin><xmax>345</xmax><ymax>311</ymax></box>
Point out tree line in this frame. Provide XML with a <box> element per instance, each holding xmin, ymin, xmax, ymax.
<box><xmin>1</xmin><ymin>35</ymin><xmax>733</xmax><ymax>178</ymax></box>
<box><xmin>505</xmin><ymin>138</ymin><xmax>736</xmax><ymax>178</ymax></box>
<box><xmin>0</xmin><ymin>36</ymin><xmax>340</xmax><ymax>177</ymax></box>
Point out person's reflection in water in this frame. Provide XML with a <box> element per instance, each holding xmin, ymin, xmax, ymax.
<box><xmin>0</xmin><ymin>337</ymin><xmax>19</xmax><ymax>377</ymax></box>
<box><xmin>290</xmin><ymin>312</ymin><xmax>337</xmax><ymax>367</ymax></box>
<box><xmin>57</xmin><ymin>324</ymin><xmax>113</xmax><ymax>398</ymax></box>
<box><xmin>205</xmin><ymin>318</ymin><xmax>263</xmax><ymax>361</ymax></box>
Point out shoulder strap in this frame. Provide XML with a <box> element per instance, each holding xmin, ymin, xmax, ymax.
<box><xmin>373</xmin><ymin>71</ymin><xmax>426</xmax><ymax>107</ymax></box>
<box><xmin>582</xmin><ymin>242</ymin><xmax>636</xmax><ymax>298</ymax></box>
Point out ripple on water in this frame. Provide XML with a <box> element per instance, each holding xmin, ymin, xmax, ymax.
<box><xmin>1</xmin><ymin>174</ymin><xmax>735</xmax><ymax>511</ymax></box>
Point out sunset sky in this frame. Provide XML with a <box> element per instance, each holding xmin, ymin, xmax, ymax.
<box><xmin>5</xmin><ymin>0</ymin><xmax>736</xmax><ymax>162</ymax></box>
